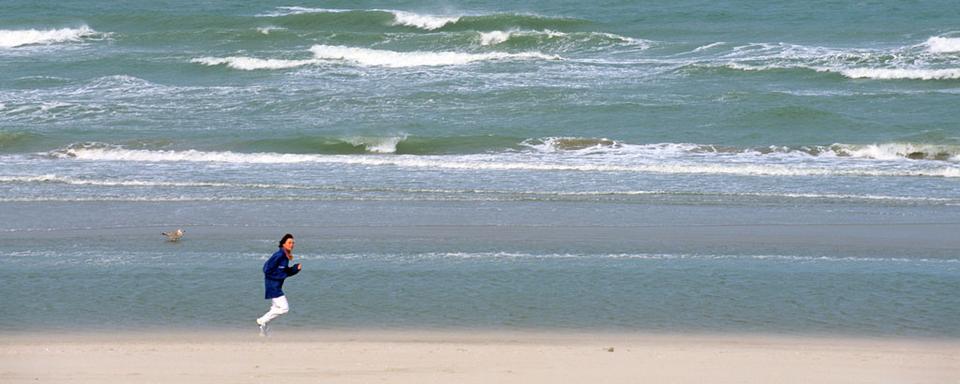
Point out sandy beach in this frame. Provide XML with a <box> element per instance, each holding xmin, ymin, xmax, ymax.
<box><xmin>2</xmin><ymin>331</ymin><xmax>957</xmax><ymax>383</ymax></box>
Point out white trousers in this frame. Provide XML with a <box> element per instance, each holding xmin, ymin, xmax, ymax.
<box><xmin>257</xmin><ymin>295</ymin><xmax>289</xmax><ymax>325</ymax></box>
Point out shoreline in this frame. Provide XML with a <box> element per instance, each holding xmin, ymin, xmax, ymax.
<box><xmin>3</xmin><ymin>330</ymin><xmax>957</xmax><ymax>383</ymax></box>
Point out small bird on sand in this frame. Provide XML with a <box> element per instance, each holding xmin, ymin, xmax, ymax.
<box><xmin>162</xmin><ymin>228</ymin><xmax>185</xmax><ymax>242</ymax></box>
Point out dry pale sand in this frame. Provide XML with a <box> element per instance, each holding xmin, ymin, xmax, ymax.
<box><xmin>1</xmin><ymin>330</ymin><xmax>957</xmax><ymax>384</ymax></box>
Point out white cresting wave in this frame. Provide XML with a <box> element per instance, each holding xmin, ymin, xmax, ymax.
<box><xmin>391</xmin><ymin>10</ymin><xmax>460</xmax><ymax>30</ymax></box>
<box><xmin>257</xmin><ymin>7</ymin><xmax>460</xmax><ymax>30</ymax></box>
<box><xmin>838</xmin><ymin>68</ymin><xmax>960</xmax><ymax>80</ymax></box>
<box><xmin>255</xmin><ymin>6</ymin><xmax>352</xmax><ymax>17</ymax></box>
<box><xmin>190</xmin><ymin>56</ymin><xmax>316</xmax><ymax>70</ymax></box>
<box><xmin>43</xmin><ymin>144</ymin><xmax>960</xmax><ymax>178</ymax></box>
<box><xmin>522</xmin><ymin>138</ymin><xmax>960</xmax><ymax>162</ymax></box>
<box><xmin>925</xmin><ymin>36</ymin><xmax>960</xmax><ymax>53</ymax></box>
<box><xmin>192</xmin><ymin>46</ymin><xmax>559</xmax><ymax>69</ymax></box>
<box><xmin>256</xmin><ymin>26</ymin><xmax>285</xmax><ymax>35</ymax></box>
<box><xmin>0</xmin><ymin>25</ymin><xmax>102</xmax><ymax>48</ymax></box>
<box><xmin>833</xmin><ymin>143</ymin><xmax>960</xmax><ymax>161</ymax></box>
<box><xmin>309</xmin><ymin>45</ymin><xmax>560</xmax><ymax>67</ymax></box>
<box><xmin>479</xmin><ymin>30</ymin><xmax>511</xmax><ymax>45</ymax></box>
<box><xmin>706</xmin><ymin>38</ymin><xmax>960</xmax><ymax>80</ymax></box>
<box><xmin>477</xmin><ymin>29</ymin><xmax>646</xmax><ymax>47</ymax></box>
<box><xmin>346</xmin><ymin>135</ymin><xmax>407</xmax><ymax>153</ymax></box>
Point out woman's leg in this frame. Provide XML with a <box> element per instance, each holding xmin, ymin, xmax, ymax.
<box><xmin>257</xmin><ymin>295</ymin><xmax>290</xmax><ymax>326</ymax></box>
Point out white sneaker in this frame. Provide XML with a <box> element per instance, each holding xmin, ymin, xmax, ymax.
<box><xmin>257</xmin><ymin>319</ymin><xmax>269</xmax><ymax>337</ymax></box>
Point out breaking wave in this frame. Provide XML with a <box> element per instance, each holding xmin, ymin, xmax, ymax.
<box><xmin>39</xmin><ymin>140</ymin><xmax>960</xmax><ymax>178</ymax></box>
<box><xmin>838</xmin><ymin>68</ymin><xmax>960</xmax><ymax>80</ymax></box>
<box><xmin>391</xmin><ymin>10</ymin><xmax>460</xmax><ymax>30</ymax></box>
<box><xmin>256</xmin><ymin>7</ymin><xmax>586</xmax><ymax>31</ymax></box>
<box><xmin>191</xmin><ymin>56</ymin><xmax>315</xmax><ymax>70</ymax></box>
<box><xmin>0</xmin><ymin>25</ymin><xmax>103</xmax><ymax>48</ymax></box>
<box><xmin>257</xmin><ymin>7</ymin><xmax>458</xmax><ymax>29</ymax></box>
<box><xmin>925</xmin><ymin>36</ymin><xmax>960</xmax><ymax>53</ymax></box>
<box><xmin>695</xmin><ymin>38</ymin><xmax>960</xmax><ymax>81</ymax></box>
<box><xmin>308</xmin><ymin>44</ymin><xmax>559</xmax><ymax>67</ymax></box>
<box><xmin>475</xmin><ymin>29</ymin><xmax>648</xmax><ymax>52</ymax></box>
<box><xmin>192</xmin><ymin>45</ymin><xmax>559</xmax><ymax>70</ymax></box>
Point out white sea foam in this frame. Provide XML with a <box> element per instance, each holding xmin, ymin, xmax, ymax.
<box><xmin>521</xmin><ymin>137</ymin><xmax>625</xmax><ymax>152</ymax></box>
<box><xmin>257</xmin><ymin>7</ymin><xmax>460</xmax><ymax>30</ymax></box>
<box><xmin>479</xmin><ymin>31</ymin><xmax>512</xmax><ymax>45</ymax></box>
<box><xmin>706</xmin><ymin>40</ymin><xmax>960</xmax><ymax>81</ymax></box>
<box><xmin>925</xmin><ymin>36</ymin><xmax>960</xmax><ymax>53</ymax></box>
<box><xmin>838</xmin><ymin>68</ymin><xmax>960</xmax><ymax>80</ymax></box>
<box><xmin>45</xmin><ymin>145</ymin><xmax>960</xmax><ymax>178</ymax></box>
<box><xmin>191</xmin><ymin>56</ymin><xmax>316</xmax><ymax>70</ymax></box>
<box><xmin>477</xmin><ymin>29</ymin><xmax>646</xmax><ymax>48</ymax></box>
<box><xmin>595</xmin><ymin>32</ymin><xmax>647</xmax><ymax>46</ymax></box>
<box><xmin>345</xmin><ymin>135</ymin><xmax>408</xmax><ymax>154</ymax></box>
<box><xmin>390</xmin><ymin>10</ymin><xmax>460</xmax><ymax>30</ymax></box>
<box><xmin>309</xmin><ymin>45</ymin><xmax>559</xmax><ymax>67</ymax></box>
<box><xmin>192</xmin><ymin>46</ymin><xmax>559</xmax><ymax>70</ymax></box>
<box><xmin>692</xmin><ymin>42</ymin><xmax>727</xmax><ymax>52</ymax></box>
<box><xmin>256</xmin><ymin>6</ymin><xmax>352</xmax><ymax>17</ymax></box>
<box><xmin>256</xmin><ymin>26</ymin><xmax>285</xmax><ymax>35</ymax></box>
<box><xmin>831</xmin><ymin>143</ymin><xmax>960</xmax><ymax>161</ymax></box>
<box><xmin>0</xmin><ymin>26</ymin><xmax>100</xmax><ymax>48</ymax></box>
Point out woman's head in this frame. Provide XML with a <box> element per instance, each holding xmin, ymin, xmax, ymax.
<box><xmin>279</xmin><ymin>233</ymin><xmax>294</xmax><ymax>252</ymax></box>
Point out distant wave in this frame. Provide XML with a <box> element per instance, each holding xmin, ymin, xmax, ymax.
<box><xmin>523</xmin><ymin>138</ymin><xmax>960</xmax><ymax>162</ymax></box>
<box><xmin>309</xmin><ymin>44</ymin><xmax>559</xmax><ymax>67</ymax></box>
<box><xmin>191</xmin><ymin>56</ymin><xmax>316</xmax><ymax>70</ymax></box>
<box><xmin>688</xmin><ymin>39</ymin><xmax>960</xmax><ymax>81</ymax></box>
<box><xmin>691</xmin><ymin>42</ymin><xmax>727</xmax><ymax>52</ymax></box>
<box><xmin>476</xmin><ymin>29</ymin><xmax>647</xmax><ymax>50</ymax></box>
<box><xmin>230</xmin><ymin>134</ymin><xmax>526</xmax><ymax>155</ymax></box>
<box><xmin>259</xmin><ymin>7</ymin><xmax>460</xmax><ymax>30</ymax></box>
<box><xmin>925</xmin><ymin>36</ymin><xmax>960</xmax><ymax>53</ymax></box>
<box><xmin>0</xmin><ymin>131</ymin><xmax>39</xmax><ymax>149</ymax></box>
<box><xmin>391</xmin><ymin>10</ymin><xmax>460</xmax><ymax>30</ymax></box>
<box><xmin>42</xmin><ymin>141</ymin><xmax>960</xmax><ymax>178</ymax></box>
<box><xmin>827</xmin><ymin>142</ymin><xmax>960</xmax><ymax>161</ymax></box>
<box><xmin>346</xmin><ymin>135</ymin><xmax>407</xmax><ymax>153</ymax></box>
<box><xmin>256</xmin><ymin>26</ymin><xmax>286</xmax><ymax>35</ymax></box>
<box><xmin>0</xmin><ymin>26</ymin><xmax>102</xmax><ymax>48</ymax></box>
<box><xmin>837</xmin><ymin>68</ymin><xmax>960</xmax><ymax>80</ymax></box>
<box><xmin>257</xmin><ymin>7</ymin><xmax>586</xmax><ymax>31</ymax></box>
<box><xmin>37</xmin><ymin>139</ymin><xmax>960</xmax><ymax>163</ymax></box>
<box><xmin>521</xmin><ymin>137</ymin><xmax>621</xmax><ymax>152</ymax></box>
<box><xmin>721</xmin><ymin>63</ymin><xmax>960</xmax><ymax>81</ymax></box>
<box><xmin>257</xmin><ymin>6</ymin><xmax>353</xmax><ymax>17</ymax></box>
<box><xmin>192</xmin><ymin>44</ymin><xmax>559</xmax><ymax>70</ymax></box>
<box><xmin>479</xmin><ymin>30</ymin><xmax>512</xmax><ymax>45</ymax></box>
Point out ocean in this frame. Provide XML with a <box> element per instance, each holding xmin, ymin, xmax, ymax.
<box><xmin>1</xmin><ymin>0</ymin><xmax>958</xmax><ymax>337</ymax></box>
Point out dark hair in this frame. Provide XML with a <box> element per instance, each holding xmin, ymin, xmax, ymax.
<box><xmin>279</xmin><ymin>233</ymin><xmax>294</xmax><ymax>248</ymax></box>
